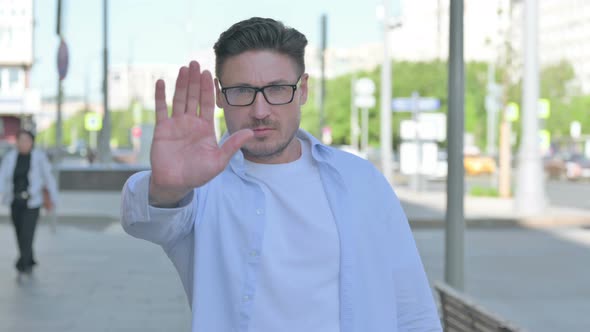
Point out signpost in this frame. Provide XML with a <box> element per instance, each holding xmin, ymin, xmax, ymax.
<box><xmin>56</xmin><ymin>37</ymin><xmax>69</xmax><ymax>165</ymax></box>
<box><xmin>353</xmin><ymin>78</ymin><xmax>376</xmax><ymax>155</ymax></box>
<box><xmin>393</xmin><ymin>91</ymin><xmax>441</xmax><ymax>191</ymax></box>
<box><xmin>84</xmin><ymin>112</ymin><xmax>102</xmax><ymax>151</ymax></box>
<box><xmin>57</xmin><ymin>39</ymin><xmax>69</xmax><ymax>80</ymax></box>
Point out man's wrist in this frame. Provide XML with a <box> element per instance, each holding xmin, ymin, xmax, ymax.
<box><xmin>148</xmin><ymin>178</ymin><xmax>191</xmax><ymax>208</ymax></box>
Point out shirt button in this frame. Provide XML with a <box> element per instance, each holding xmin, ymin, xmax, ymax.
<box><xmin>250</xmin><ymin>250</ymin><xmax>258</xmax><ymax>257</ymax></box>
<box><xmin>256</xmin><ymin>209</ymin><xmax>263</xmax><ymax>215</ymax></box>
<box><xmin>243</xmin><ymin>295</ymin><xmax>251</xmax><ymax>302</ymax></box>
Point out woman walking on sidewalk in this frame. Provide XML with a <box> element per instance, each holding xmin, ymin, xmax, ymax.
<box><xmin>0</xmin><ymin>130</ymin><xmax>58</xmax><ymax>278</ymax></box>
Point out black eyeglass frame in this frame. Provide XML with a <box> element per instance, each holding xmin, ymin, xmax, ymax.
<box><xmin>219</xmin><ymin>76</ymin><xmax>302</xmax><ymax>107</ymax></box>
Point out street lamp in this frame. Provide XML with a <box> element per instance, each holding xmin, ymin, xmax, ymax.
<box><xmin>378</xmin><ymin>1</ymin><xmax>402</xmax><ymax>183</ymax></box>
<box><xmin>515</xmin><ymin>0</ymin><xmax>546</xmax><ymax>215</ymax></box>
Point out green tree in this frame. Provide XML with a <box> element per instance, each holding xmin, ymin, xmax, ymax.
<box><xmin>303</xmin><ymin>60</ymin><xmax>490</xmax><ymax>149</ymax></box>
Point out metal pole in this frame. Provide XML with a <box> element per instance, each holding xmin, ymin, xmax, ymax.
<box><xmin>516</xmin><ymin>0</ymin><xmax>545</xmax><ymax>215</ymax></box>
<box><xmin>361</xmin><ymin>108</ymin><xmax>369</xmax><ymax>154</ymax></box>
<box><xmin>98</xmin><ymin>0</ymin><xmax>112</xmax><ymax>163</ymax></box>
<box><xmin>319</xmin><ymin>14</ymin><xmax>327</xmax><ymax>137</ymax></box>
<box><xmin>350</xmin><ymin>78</ymin><xmax>359</xmax><ymax>151</ymax></box>
<box><xmin>499</xmin><ymin>1</ymin><xmax>514</xmax><ymax>199</ymax></box>
<box><xmin>486</xmin><ymin>62</ymin><xmax>498</xmax><ymax>156</ymax></box>
<box><xmin>380</xmin><ymin>0</ymin><xmax>393</xmax><ymax>183</ymax></box>
<box><xmin>56</xmin><ymin>75</ymin><xmax>63</xmax><ymax>155</ymax></box>
<box><xmin>55</xmin><ymin>0</ymin><xmax>63</xmax><ymax>160</ymax></box>
<box><xmin>411</xmin><ymin>91</ymin><xmax>422</xmax><ymax>192</ymax></box>
<box><xmin>445</xmin><ymin>0</ymin><xmax>465</xmax><ymax>291</ymax></box>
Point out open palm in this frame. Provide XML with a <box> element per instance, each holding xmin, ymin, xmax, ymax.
<box><xmin>149</xmin><ymin>61</ymin><xmax>252</xmax><ymax>203</ymax></box>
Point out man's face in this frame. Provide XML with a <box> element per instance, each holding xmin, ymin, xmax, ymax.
<box><xmin>215</xmin><ymin>50</ymin><xmax>308</xmax><ymax>164</ymax></box>
<box><xmin>16</xmin><ymin>133</ymin><xmax>33</xmax><ymax>154</ymax></box>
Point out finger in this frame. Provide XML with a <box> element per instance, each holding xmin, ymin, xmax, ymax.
<box><xmin>199</xmin><ymin>70</ymin><xmax>215</xmax><ymax>122</ymax></box>
<box><xmin>186</xmin><ymin>61</ymin><xmax>201</xmax><ymax>114</ymax></box>
<box><xmin>172</xmin><ymin>66</ymin><xmax>189</xmax><ymax>117</ymax></box>
<box><xmin>219</xmin><ymin>129</ymin><xmax>254</xmax><ymax>163</ymax></box>
<box><xmin>155</xmin><ymin>79</ymin><xmax>168</xmax><ymax>123</ymax></box>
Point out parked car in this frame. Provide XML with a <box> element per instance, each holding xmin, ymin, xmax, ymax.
<box><xmin>544</xmin><ymin>153</ymin><xmax>566</xmax><ymax>179</ymax></box>
<box><xmin>464</xmin><ymin>154</ymin><xmax>497</xmax><ymax>176</ymax></box>
<box><xmin>565</xmin><ymin>154</ymin><xmax>590</xmax><ymax>180</ymax></box>
<box><xmin>544</xmin><ymin>152</ymin><xmax>590</xmax><ymax>181</ymax></box>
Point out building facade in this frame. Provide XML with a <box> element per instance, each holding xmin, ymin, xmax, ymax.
<box><xmin>0</xmin><ymin>0</ymin><xmax>40</xmax><ymax>142</ymax></box>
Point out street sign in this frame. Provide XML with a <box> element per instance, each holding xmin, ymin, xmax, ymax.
<box><xmin>131</xmin><ymin>126</ymin><xmax>142</xmax><ymax>138</ymax></box>
<box><xmin>539</xmin><ymin>130</ymin><xmax>551</xmax><ymax>154</ymax></box>
<box><xmin>354</xmin><ymin>78</ymin><xmax>376</xmax><ymax>108</ymax></box>
<box><xmin>354</xmin><ymin>78</ymin><xmax>376</xmax><ymax>95</ymax></box>
<box><xmin>354</xmin><ymin>96</ymin><xmax>376</xmax><ymax>109</ymax></box>
<box><xmin>538</xmin><ymin>98</ymin><xmax>550</xmax><ymax>119</ymax></box>
<box><xmin>400</xmin><ymin>142</ymin><xmax>439</xmax><ymax>175</ymax></box>
<box><xmin>392</xmin><ymin>97</ymin><xmax>440</xmax><ymax>112</ymax></box>
<box><xmin>419</xmin><ymin>113</ymin><xmax>446</xmax><ymax>141</ymax></box>
<box><xmin>570</xmin><ymin>121</ymin><xmax>582</xmax><ymax>138</ymax></box>
<box><xmin>399</xmin><ymin>114</ymin><xmax>447</xmax><ymax>142</ymax></box>
<box><xmin>57</xmin><ymin>38</ymin><xmax>69</xmax><ymax>81</ymax></box>
<box><xmin>84</xmin><ymin>113</ymin><xmax>102</xmax><ymax>132</ymax></box>
<box><xmin>505</xmin><ymin>102</ymin><xmax>519</xmax><ymax>122</ymax></box>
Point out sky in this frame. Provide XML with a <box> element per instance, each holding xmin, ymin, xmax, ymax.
<box><xmin>32</xmin><ymin>0</ymin><xmax>402</xmax><ymax>102</ymax></box>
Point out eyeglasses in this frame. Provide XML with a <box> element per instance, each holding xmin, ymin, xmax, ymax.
<box><xmin>220</xmin><ymin>76</ymin><xmax>301</xmax><ymax>106</ymax></box>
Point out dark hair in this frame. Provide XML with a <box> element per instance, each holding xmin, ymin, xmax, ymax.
<box><xmin>17</xmin><ymin>129</ymin><xmax>35</xmax><ymax>142</ymax></box>
<box><xmin>213</xmin><ymin>17</ymin><xmax>308</xmax><ymax>78</ymax></box>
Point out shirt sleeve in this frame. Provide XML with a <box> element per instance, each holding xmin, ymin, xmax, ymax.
<box><xmin>120</xmin><ymin>170</ymin><xmax>196</xmax><ymax>249</ymax></box>
<box><xmin>389</xmin><ymin>197</ymin><xmax>443</xmax><ymax>332</ymax></box>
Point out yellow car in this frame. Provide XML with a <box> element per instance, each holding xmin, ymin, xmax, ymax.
<box><xmin>464</xmin><ymin>155</ymin><xmax>497</xmax><ymax>176</ymax></box>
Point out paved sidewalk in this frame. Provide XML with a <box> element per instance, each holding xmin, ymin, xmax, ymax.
<box><xmin>0</xmin><ymin>223</ymin><xmax>190</xmax><ymax>332</ymax></box>
<box><xmin>394</xmin><ymin>186</ymin><xmax>590</xmax><ymax>228</ymax></box>
<box><xmin>1</xmin><ymin>187</ymin><xmax>585</xmax><ymax>229</ymax></box>
<box><xmin>2</xmin><ymin>218</ymin><xmax>590</xmax><ymax>331</ymax></box>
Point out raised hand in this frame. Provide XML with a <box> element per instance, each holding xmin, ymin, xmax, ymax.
<box><xmin>148</xmin><ymin>61</ymin><xmax>253</xmax><ymax>206</ymax></box>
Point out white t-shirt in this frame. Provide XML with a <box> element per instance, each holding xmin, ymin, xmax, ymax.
<box><xmin>244</xmin><ymin>138</ymin><xmax>340</xmax><ymax>332</ymax></box>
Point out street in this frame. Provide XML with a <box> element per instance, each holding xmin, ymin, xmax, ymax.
<box><xmin>411</xmin><ymin>175</ymin><xmax>590</xmax><ymax>211</ymax></box>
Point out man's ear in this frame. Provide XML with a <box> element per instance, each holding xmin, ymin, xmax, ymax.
<box><xmin>214</xmin><ymin>78</ymin><xmax>223</xmax><ymax>108</ymax></box>
<box><xmin>298</xmin><ymin>73</ymin><xmax>309</xmax><ymax>105</ymax></box>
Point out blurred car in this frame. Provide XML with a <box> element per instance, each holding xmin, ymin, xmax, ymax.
<box><xmin>464</xmin><ymin>154</ymin><xmax>497</xmax><ymax>176</ymax></box>
<box><xmin>543</xmin><ymin>152</ymin><xmax>590</xmax><ymax>181</ymax></box>
<box><xmin>565</xmin><ymin>154</ymin><xmax>590</xmax><ymax>180</ymax></box>
<box><xmin>544</xmin><ymin>153</ymin><xmax>566</xmax><ymax>179</ymax></box>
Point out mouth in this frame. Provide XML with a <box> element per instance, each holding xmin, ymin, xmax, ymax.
<box><xmin>251</xmin><ymin>127</ymin><xmax>274</xmax><ymax>137</ymax></box>
<box><xmin>252</xmin><ymin>127</ymin><xmax>273</xmax><ymax>133</ymax></box>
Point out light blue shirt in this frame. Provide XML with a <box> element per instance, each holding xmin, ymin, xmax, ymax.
<box><xmin>121</xmin><ymin>130</ymin><xmax>442</xmax><ymax>332</ymax></box>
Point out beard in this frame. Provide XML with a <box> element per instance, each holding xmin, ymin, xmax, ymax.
<box><xmin>240</xmin><ymin>118</ymin><xmax>299</xmax><ymax>162</ymax></box>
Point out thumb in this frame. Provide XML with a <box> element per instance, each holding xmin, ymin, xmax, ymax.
<box><xmin>219</xmin><ymin>129</ymin><xmax>254</xmax><ymax>163</ymax></box>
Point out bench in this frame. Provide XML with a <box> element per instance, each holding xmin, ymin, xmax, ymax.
<box><xmin>434</xmin><ymin>282</ymin><xmax>523</xmax><ymax>332</ymax></box>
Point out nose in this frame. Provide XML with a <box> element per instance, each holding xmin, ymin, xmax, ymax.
<box><xmin>251</xmin><ymin>91</ymin><xmax>272</xmax><ymax>119</ymax></box>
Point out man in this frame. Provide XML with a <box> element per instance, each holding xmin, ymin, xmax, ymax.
<box><xmin>121</xmin><ymin>17</ymin><xmax>441</xmax><ymax>332</ymax></box>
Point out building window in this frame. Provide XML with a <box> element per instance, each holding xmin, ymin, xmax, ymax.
<box><xmin>9</xmin><ymin>68</ymin><xmax>19</xmax><ymax>88</ymax></box>
<box><xmin>0</xmin><ymin>27</ymin><xmax>13</xmax><ymax>47</ymax></box>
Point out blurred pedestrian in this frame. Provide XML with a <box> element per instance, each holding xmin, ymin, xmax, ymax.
<box><xmin>0</xmin><ymin>130</ymin><xmax>58</xmax><ymax>279</ymax></box>
<box><xmin>121</xmin><ymin>17</ymin><xmax>441</xmax><ymax>332</ymax></box>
